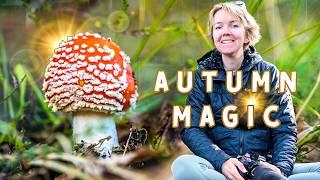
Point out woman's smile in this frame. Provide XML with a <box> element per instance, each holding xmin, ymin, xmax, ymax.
<box><xmin>221</xmin><ymin>39</ymin><xmax>235</xmax><ymax>44</ymax></box>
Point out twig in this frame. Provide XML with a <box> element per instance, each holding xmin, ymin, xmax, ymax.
<box><xmin>123</xmin><ymin>128</ymin><xmax>133</xmax><ymax>156</ymax></box>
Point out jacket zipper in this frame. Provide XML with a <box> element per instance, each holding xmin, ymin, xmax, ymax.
<box><xmin>239</xmin><ymin>129</ymin><xmax>243</xmax><ymax>155</ymax></box>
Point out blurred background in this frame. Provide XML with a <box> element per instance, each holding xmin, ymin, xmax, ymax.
<box><xmin>0</xmin><ymin>0</ymin><xmax>319</xmax><ymax>179</ymax></box>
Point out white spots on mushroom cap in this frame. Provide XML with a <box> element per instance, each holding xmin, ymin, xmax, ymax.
<box><xmin>113</xmin><ymin>63</ymin><xmax>121</xmax><ymax>76</ymax></box>
<box><xmin>55</xmin><ymin>48</ymin><xmax>62</xmax><ymax>53</ymax></box>
<box><xmin>99</xmin><ymin>72</ymin><xmax>107</xmax><ymax>80</ymax></box>
<box><xmin>87</xmin><ymin>47</ymin><xmax>95</xmax><ymax>53</ymax></box>
<box><xmin>77</xmin><ymin>61</ymin><xmax>87</xmax><ymax>68</ymax></box>
<box><xmin>59</xmin><ymin>40</ymin><xmax>67</xmax><ymax>48</ymax></box>
<box><xmin>53</xmin><ymin>54</ymin><xmax>61</xmax><ymax>59</ymax></box>
<box><xmin>93</xmin><ymin>69</ymin><xmax>100</xmax><ymax>76</ymax></box>
<box><xmin>103</xmin><ymin>46</ymin><xmax>115</xmax><ymax>59</ymax></box>
<box><xmin>74</xmin><ymin>45</ymin><xmax>79</xmax><ymax>50</ymax></box>
<box><xmin>65</xmin><ymin>47</ymin><xmax>72</xmax><ymax>53</ymax></box>
<box><xmin>104</xmin><ymin>90</ymin><xmax>123</xmax><ymax>101</ymax></box>
<box><xmin>76</xmin><ymin>90</ymin><xmax>84</xmax><ymax>96</ymax></box>
<box><xmin>95</xmin><ymin>55</ymin><xmax>101</xmax><ymax>61</ymax></box>
<box><xmin>97</xmin><ymin>47</ymin><xmax>105</xmax><ymax>53</ymax></box>
<box><xmin>83</xmin><ymin>84</ymin><xmax>93</xmax><ymax>93</ymax></box>
<box><xmin>77</xmin><ymin>70</ymin><xmax>85</xmax><ymax>77</ymax></box>
<box><xmin>105</xmin><ymin>64</ymin><xmax>113</xmax><ymax>70</ymax></box>
<box><xmin>81</xmin><ymin>43</ymin><xmax>88</xmax><ymax>48</ymax></box>
<box><xmin>43</xmin><ymin>32</ymin><xmax>138</xmax><ymax>113</ymax></box>
<box><xmin>75</xmin><ymin>32</ymin><xmax>83</xmax><ymax>37</ymax></box>
<box><xmin>119</xmin><ymin>51</ymin><xmax>131</xmax><ymax>64</ymax></box>
<box><xmin>98</xmin><ymin>63</ymin><xmax>105</xmax><ymax>70</ymax></box>
<box><xmin>78</xmin><ymin>54</ymin><xmax>86</xmax><ymax>61</ymax></box>
<box><xmin>102</xmin><ymin>55</ymin><xmax>111</xmax><ymax>61</ymax></box>
<box><xmin>93</xmin><ymin>33</ymin><xmax>102</xmax><ymax>38</ymax></box>
<box><xmin>88</xmin><ymin>56</ymin><xmax>98</xmax><ymax>63</ymax></box>
<box><xmin>91</xmin><ymin>78</ymin><xmax>101</xmax><ymax>85</ymax></box>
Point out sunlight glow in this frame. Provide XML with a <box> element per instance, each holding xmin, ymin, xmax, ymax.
<box><xmin>30</xmin><ymin>17</ymin><xmax>82</xmax><ymax>60</ymax></box>
<box><xmin>237</xmin><ymin>91</ymin><xmax>266</xmax><ymax>114</ymax></box>
<box><xmin>247</xmin><ymin>98</ymin><xmax>257</xmax><ymax>106</ymax></box>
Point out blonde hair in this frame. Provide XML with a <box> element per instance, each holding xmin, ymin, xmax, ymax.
<box><xmin>208</xmin><ymin>1</ymin><xmax>261</xmax><ymax>49</ymax></box>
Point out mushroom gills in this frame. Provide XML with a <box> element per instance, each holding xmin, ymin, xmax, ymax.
<box><xmin>73</xmin><ymin>111</ymin><xmax>119</xmax><ymax>157</ymax></box>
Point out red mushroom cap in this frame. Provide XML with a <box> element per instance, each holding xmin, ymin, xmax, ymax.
<box><xmin>43</xmin><ymin>32</ymin><xmax>138</xmax><ymax>113</ymax></box>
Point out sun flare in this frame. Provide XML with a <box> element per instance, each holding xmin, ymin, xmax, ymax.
<box><xmin>237</xmin><ymin>91</ymin><xmax>266</xmax><ymax>114</ymax></box>
<box><xmin>30</xmin><ymin>17</ymin><xmax>82</xmax><ymax>60</ymax></box>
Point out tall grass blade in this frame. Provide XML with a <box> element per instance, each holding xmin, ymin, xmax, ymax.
<box><xmin>297</xmin><ymin>125</ymin><xmax>320</xmax><ymax>149</ymax></box>
<box><xmin>261</xmin><ymin>22</ymin><xmax>320</xmax><ymax>54</ymax></box>
<box><xmin>133</xmin><ymin>32</ymin><xmax>181</xmax><ymax>72</ymax></box>
<box><xmin>139</xmin><ymin>0</ymin><xmax>146</xmax><ymax>29</ymax></box>
<box><xmin>0</xmin><ymin>33</ymin><xmax>14</xmax><ymax>119</ymax></box>
<box><xmin>248</xmin><ymin>0</ymin><xmax>264</xmax><ymax>15</ymax></box>
<box><xmin>293</xmin><ymin>27</ymin><xmax>320</xmax><ymax>67</ymax></box>
<box><xmin>296</xmin><ymin>71</ymin><xmax>320</xmax><ymax>119</ymax></box>
<box><xmin>192</xmin><ymin>17</ymin><xmax>213</xmax><ymax>49</ymax></box>
<box><xmin>289</xmin><ymin>0</ymin><xmax>301</xmax><ymax>35</ymax></box>
<box><xmin>131</xmin><ymin>0</ymin><xmax>176</xmax><ymax>63</ymax></box>
<box><xmin>24</xmin><ymin>67</ymin><xmax>57</xmax><ymax>123</ymax></box>
<box><xmin>13</xmin><ymin>64</ymin><xmax>27</xmax><ymax>119</ymax></box>
<box><xmin>292</xmin><ymin>95</ymin><xmax>320</xmax><ymax>119</ymax></box>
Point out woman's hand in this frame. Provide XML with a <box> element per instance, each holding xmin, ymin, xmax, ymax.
<box><xmin>259</xmin><ymin>162</ymin><xmax>282</xmax><ymax>175</ymax></box>
<box><xmin>222</xmin><ymin>158</ymin><xmax>247</xmax><ymax>180</ymax></box>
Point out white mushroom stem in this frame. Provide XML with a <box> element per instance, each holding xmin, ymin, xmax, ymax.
<box><xmin>73</xmin><ymin>111</ymin><xmax>119</xmax><ymax>158</ymax></box>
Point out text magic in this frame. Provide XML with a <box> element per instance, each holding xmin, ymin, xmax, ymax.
<box><xmin>154</xmin><ymin>70</ymin><xmax>297</xmax><ymax>129</ymax></box>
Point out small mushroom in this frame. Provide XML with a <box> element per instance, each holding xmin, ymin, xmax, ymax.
<box><xmin>42</xmin><ymin>32</ymin><xmax>138</xmax><ymax>157</ymax></box>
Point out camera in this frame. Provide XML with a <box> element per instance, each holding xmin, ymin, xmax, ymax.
<box><xmin>236</xmin><ymin>153</ymin><xmax>288</xmax><ymax>180</ymax></box>
<box><xmin>237</xmin><ymin>153</ymin><xmax>264</xmax><ymax>179</ymax></box>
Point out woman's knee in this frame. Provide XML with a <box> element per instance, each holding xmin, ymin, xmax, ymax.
<box><xmin>293</xmin><ymin>162</ymin><xmax>320</xmax><ymax>174</ymax></box>
<box><xmin>171</xmin><ymin>155</ymin><xmax>212</xmax><ymax>180</ymax></box>
<box><xmin>172</xmin><ymin>155</ymin><xmax>202</xmax><ymax>172</ymax></box>
<box><xmin>171</xmin><ymin>155</ymin><xmax>227</xmax><ymax>180</ymax></box>
<box><xmin>289</xmin><ymin>173</ymin><xmax>320</xmax><ymax>180</ymax></box>
<box><xmin>289</xmin><ymin>162</ymin><xmax>320</xmax><ymax>180</ymax></box>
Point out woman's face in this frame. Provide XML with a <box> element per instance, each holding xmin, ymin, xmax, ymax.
<box><xmin>212</xmin><ymin>10</ymin><xmax>248</xmax><ymax>56</ymax></box>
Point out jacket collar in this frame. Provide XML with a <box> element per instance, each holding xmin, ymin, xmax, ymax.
<box><xmin>197</xmin><ymin>46</ymin><xmax>262</xmax><ymax>72</ymax></box>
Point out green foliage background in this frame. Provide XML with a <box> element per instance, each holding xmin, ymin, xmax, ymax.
<box><xmin>0</xmin><ymin>0</ymin><xmax>319</xmax><ymax>177</ymax></box>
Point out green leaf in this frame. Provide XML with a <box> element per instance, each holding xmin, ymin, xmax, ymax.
<box><xmin>0</xmin><ymin>33</ymin><xmax>14</xmax><ymax>119</ymax></box>
<box><xmin>192</xmin><ymin>17</ymin><xmax>213</xmax><ymax>49</ymax></box>
<box><xmin>131</xmin><ymin>0</ymin><xmax>176</xmax><ymax>63</ymax></box>
<box><xmin>0</xmin><ymin>120</ymin><xmax>25</xmax><ymax>151</ymax></box>
<box><xmin>288</xmin><ymin>0</ymin><xmax>301</xmax><ymax>35</ymax></box>
<box><xmin>13</xmin><ymin>64</ymin><xmax>28</xmax><ymax>120</ymax></box>
<box><xmin>262</xmin><ymin>22</ymin><xmax>320</xmax><ymax>54</ymax></box>
<box><xmin>297</xmin><ymin>125</ymin><xmax>320</xmax><ymax>149</ymax></box>
<box><xmin>248</xmin><ymin>0</ymin><xmax>264</xmax><ymax>15</ymax></box>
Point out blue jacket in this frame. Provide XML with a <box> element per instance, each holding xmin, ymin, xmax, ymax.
<box><xmin>182</xmin><ymin>46</ymin><xmax>297</xmax><ymax>177</ymax></box>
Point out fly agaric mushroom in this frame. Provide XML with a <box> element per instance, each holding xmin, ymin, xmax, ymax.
<box><xmin>42</xmin><ymin>32</ymin><xmax>138</xmax><ymax>157</ymax></box>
